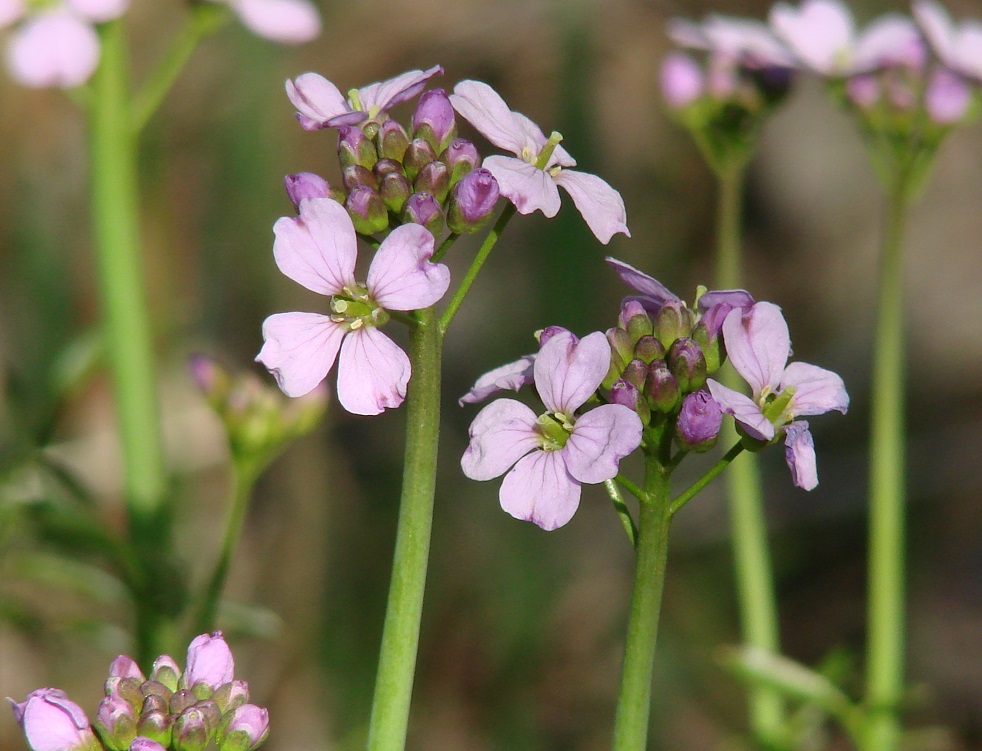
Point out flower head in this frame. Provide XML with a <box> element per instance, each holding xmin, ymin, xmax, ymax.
<box><xmin>286</xmin><ymin>66</ymin><xmax>444</xmax><ymax>131</ymax></box>
<box><xmin>449</xmin><ymin>80</ymin><xmax>629</xmax><ymax>244</ymax></box>
<box><xmin>461</xmin><ymin>330</ymin><xmax>642</xmax><ymax>530</ymax></box>
<box><xmin>257</xmin><ymin>197</ymin><xmax>450</xmax><ymax>414</ymax></box>
<box><xmin>221</xmin><ymin>0</ymin><xmax>320</xmax><ymax>44</ymax></box>
<box><xmin>9</xmin><ymin>688</ymin><xmax>101</xmax><ymax>751</ymax></box>
<box><xmin>914</xmin><ymin>0</ymin><xmax>982</xmax><ymax>81</ymax></box>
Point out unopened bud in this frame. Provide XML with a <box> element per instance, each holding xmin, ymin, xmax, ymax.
<box><xmin>212</xmin><ymin>681</ymin><xmax>250</xmax><ymax>715</ymax></box>
<box><xmin>218</xmin><ymin>705</ymin><xmax>270</xmax><ymax>751</ymax></box>
<box><xmin>95</xmin><ymin>695</ymin><xmax>138</xmax><ymax>751</ymax></box>
<box><xmin>633</xmin><ymin>335</ymin><xmax>665</xmax><ymax>364</ymax></box>
<box><xmin>402</xmin><ymin>192</ymin><xmax>444</xmax><ymax>235</ymax></box>
<box><xmin>173</xmin><ymin>706</ymin><xmax>216</xmax><ymax>751</ymax></box>
<box><xmin>342</xmin><ymin>164</ymin><xmax>378</xmax><ymax>192</ymax></box>
<box><xmin>373</xmin><ymin>158</ymin><xmax>403</xmax><ymax>179</ymax></box>
<box><xmin>140</xmin><ymin>681</ymin><xmax>174</xmax><ymax>705</ymax></box>
<box><xmin>377</xmin><ymin>119</ymin><xmax>410</xmax><ymax>162</ymax></box>
<box><xmin>692</xmin><ymin>322</ymin><xmax>723</xmax><ymax>374</ymax></box>
<box><xmin>668</xmin><ymin>338</ymin><xmax>707</xmax><ymax>393</ymax></box>
<box><xmin>610</xmin><ymin>379</ymin><xmax>650</xmax><ymax>425</ymax></box>
<box><xmin>284</xmin><ymin>172</ymin><xmax>330</xmax><ymax>212</ymax></box>
<box><xmin>442</xmin><ymin>138</ymin><xmax>479</xmax><ymax>185</ymax></box>
<box><xmin>189</xmin><ymin>354</ymin><xmax>232</xmax><ymax>411</ymax></box>
<box><xmin>655</xmin><ymin>301</ymin><xmax>693</xmax><ymax>348</ymax></box>
<box><xmin>644</xmin><ymin>360</ymin><xmax>680</xmax><ymax>413</ymax></box>
<box><xmin>403</xmin><ymin>138</ymin><xmax>437</xmax><ymax>181</ymax></box>
<box><xmin>661</xmin><ymin>51</ymin><xmax>703</xmax><ymax>109</ymax></box>
<box><xmin>602</xmin><ymin>327</ymin><xmax>634</xmax><ymax>388</ymax></box>
<box><xmin>414</xmin><ymin>159</ymin><xmax>451</xmax><ymax>203</ymax></box>
<box><xmin>626</xmin><ymin>312</ymin><xmax>654</xmax><ymax>344</ymax></box>
<box><xmin>412</xmin><ymin>88</ymin><xmax>457</xmax><ymax>153</ymax></box>
<box><xmin>106</xmin><ymin>677</ymin><xmax>144</xmax><ymax>710</ymax></box>
<box><xmin>346</xmin><ymin>185</ymin><xmax>389</xmax><ymax>235</ymax></box>
<box><xmin>447</xmin><ymin>168</ymin><xmax>499</xmax><ymax>233</ymax></box>
<box><xmin>149</xmin><ymin>655</ymin><xmax>181</xmax><ymax>693</ymax></box>
<box><xmin>675</xmin><ymin>390</ymin><xmax>721</xmax><ymax>452</ymax></box>
<box><xmin>169</xmin><ymin>690</ymin><xmax>196</xmax><ymax>716</ymax></box>
<box><xmin>135</xmin><ymin>707</ymin><xmax>172</xmax><ymax>747</ymax></box>
<box><xmin>337</xmin><ymin>125</ymin><xmax>378</xmax><ymax>169</ymax></box>
<box><xmin>926</xmin><ymin>66</ymin><xmax>971</xmax><ymax>124</ymax></box>
<box><xmin>377</xmin><ymin>171</ymin><xmax>411</xmax><ymax>214</ymax></box>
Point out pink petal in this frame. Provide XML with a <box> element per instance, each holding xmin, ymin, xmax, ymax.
<box><xmin>554</xmin><ymin>169</ymin><xmax>630</xmax><ymax>244</ymax></box>
<box><xmin>854</xmin><ymin>15</ymin><xmax>924</xmax><ymax>71</ymax></box>
<box><xmin>285</xmin><ymin>73</ymin><xmax>353</xmax><ymax>130</ymax></box>
<box><xmin>483</xmin><ymin>155</ymin><xmax>561</xmax><ymax>217</ymax></box>
<box><xmin>784</xmin><ymin>421</ymin><xmax>818</xmax><ymax>490</ymax></box>
<box><xmin>782</xmin><ymin>361</ymin><xmax>849</xmax><ymax>416</ymax></box>
<box><xmin>358</xmin><ymin>65</ymin><xmax>443</xmax><ymax>115</ymax></box>
<box><xmin>721</xmin><ymin>302</ymin><xmax>790</xmax><ymax>397</ymax></box>
<box><xmin>233</xmin><ymin>0</ymin><xmax>320</xmax><ymax>44</ymax></box>
<box><xmin>769</xmin><ymin>0</ymin><xmax>854</xmax><ymax>74</ymax></box>
<box><xmin>500</xmin><ymin>450</ymin><xmax>581</xmax><ymax>530</ymax></box>
<box><xmin>366</xmin><ymin>223</ymin><xmax>450</xmax><ymax>311</ymax></box>
<box><xmin>706</xmin><ymin>379</ymin><xmax>775</xmax><ymax>441</ymax></box>
<box><xmin>461</xmin><ymin>398</ymin><xmax>540</xmax><ymax>481</ymax></box>
<box><xmin>185</xmin><ymin>632</ymin><xmax>234</xmax><ymax>689</ymax></box>
<box><xmin>335</xmin><ymin>327</ymin><xmax>409</xmax><ymax>415</ymax></box>
<box><xmin>67</xmin><ymin>0</ymin><xmax>128</xmax><ymax>23</ymax></box>
<box><xmin>256</xmin><ymin>312</ymin><xmax>345</xmax><ymax>398</ymax></box>
<box><xmin>450</xmin><ymin>79</ymin><xmax>532</xmax><ymax>156</ymax></box>
<box><xmin>914</xmin><ymin>0</ymin><xmax>956</xmax><ymax>63</ymax></box>
<box><xmin>13</xmin><ymin>689</ymin><xmax>95</xmax><ymax>751</ymax></box>
<box><xmin>7</xmin><ymin>10</ymin><xmax>99</xmax><ymax>89</ymax></box>
<box><xmin>605</xmin><ymin>257</ymin><xmax>679</xmax><ymax>304</ymax></box>
<box><xmin>458</xmin><ymin>354</ymin><xmax>535</xmax><ymax>406</ymax></box>
<box><xmin>563</xmin><ymin>404</ymin><xmax>642</xmax><ymax>484</ymax></box>
<box><xmin>0</xmin><ymin>0</ymin><xmax>26</xmax><ymax>28</ymax></box>
<box><xmin>533</xmin><ymin>330</ymin><xmax>610</xmax><ymax>414</ymax></box>
<box><xmin>272</xmin><ymin>197</ymin><xmax>356</xmax><ymax>296</ymax></box>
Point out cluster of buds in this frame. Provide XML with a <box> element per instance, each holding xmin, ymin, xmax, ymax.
<box><xmin>285</xmin><ymin>87</ymin><xmax>499</xmax><ymax>237</ymax></box>
<box><xmin>10</xmin><ymin>633</ymin><xmax>268</xmax><ymax>751</ymax></box>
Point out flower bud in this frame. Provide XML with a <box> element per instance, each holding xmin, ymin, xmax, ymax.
<box><xmin>108</xmin><ymin>656</ymin><xmax>145</xmax><ymax>682</ymax></box>
<box><xmin>926</xmin><ymin>67</ymin><xmax>971</xmax><ymax>125</ymax></box>
<box><xmin>136</xmin><ymin>705</ymin><xmax>173</xmax><ymax>747</ymax></box>
<box><xmin>105</xmin><ymin>676</ymin><xmax>145</xmax><ymax>711</ymax></box>
<box><xmin>402</xmin><ymin>192</ymin><xmax>443</xmax><ymax>235</ymax></box>
<box><xmin>337</xmin><ymin>125</ymin><xmax>378</xmax><ymax>169</ymax></box>
<box><xmin>668</xmin><ymin>337</ymin><xmax>707</xmax><ymax>393</ymax></box>
<box><xmin>130</xmin><ymin>738</ymin><xmax>168</xmax><ymax>751</ymax></box>
<box><xmin>605</xmin><ymin>327</ymin><xmax>634</xmax><ymax>375</ymax></box>
<box><xmin>172</xmin><ymin>706</ymin><xmax>216</xmax><ymax>751</ymax></box>
<box><xmin>414</xmin><ymin>159</ymin><xmax>450</xmax><ymax>204</ymax></box>
<box><xmin>169</xmin><ymin>690</ymin><xmax>196</xmax><ymax>716</ymax></box>
<box><xmin>10</xmin><ymin>688</ymin><xmax>101</xmax><ymax>751</ymax></box>
<box><xmin>403</xmin><ymin>138</ymin><xmax>437</xmax><ymax>181</ymax></box>
<box><xmin>284</xmin><ymin>172</ymin><xmax>330</xmax><ymax>212</ymax></box>
<box><xmin>644</xmin><ymin>360</ymin><xmax>680</xmax><ymax>414</ymax></box>
<box><xmin>661</xmin><ymin>51</ymin><xmax>703</xmax><ymax>109</ymax></box>
<box><xmin>218</xmin><ymin>705</ymin><xmax>270</xmax><ymax>751</ymax></box>
<box><xmin>377</xmin><ymin>119</ymin><xmax>410</xmax><ymax>162</ymax></box>
<box><xmin>691</xmin><ymin>321</ymin><xmax>723</xmax><ymax>374</ymax></box>
<box><xmin>626</xmin><ymin>312</ymin><xmax>654</xmax><ymax>344</ymax></box>
<box><xmin>95</xmin><ymin>694</ymin><xmax>138</xmax><ymax>751</ymax></box>
<box><xmin>412</xmin><ymin>88</ymin><xmax>457</xmax><ymax>153</ymax></box>
<box><xmin>140</xmin><ymin>681</ymin><xmax>173</xmax><ymax>706</ymax></box>
<box><xmin>373</xmin><ymin>157</ymin><xmax>403</xmax><ymax>179</ymax></box>
<box><xmin>189</xmin><ymin>354</ymin><xmax>233</xmax><ymax>411</ymax></box>
<box><xmin>212</xmin><ymin>681</ymin><xmax>250</xmax><ymax>715</ymax></box>
<box><xmin>441</xmin><ymin>138</ymin><xmax>479</xmax><ymax>185</ymax></box>
<box><xmin>345</xmin><ymin>185</ymin><xmax>389</xmax><ymax>235</ymax></box>
<box><xmin>633</xmin><ymin>335</ymin><xmax>665</xmax><ymax>364</ymax></box>
<box><xmin>617</xmin><ymin>299</ymin><xmax>648</xmax><ymax>329</ymax></box>
<box><xmin>342</xmin><ymin>164</ymin><xmax>378</xmax><ymax>192</ymax></box>
<box><xmin>620</xmin><ymin>358</ymin><xmax>647</xmax><ymax>390</ymax></box>
<box><xmin>655</xmin><ymin>300</ymin><xmax>692</xmax><ymax>348</ymax></box>
<box><xmin>610</xmin><ymin>379</ymin><xmax>650</xmax><ymax>425</ymax></box>
<box><xmin>378</xmin><ymin>171</ymin><xmax>412</xmax><ymax>214</ymax></box>
<box><xmin>447</xmin><ymin>168</ymin><xmax>499</xmax><ymax>233</ymax></box>
<box><xmin>184</xmin><ymin>632</ymin><xmax>234</xmax><ymax>691</ymax></box>
<box><xmin>149</xmin><ymin>655</ymin><xmax>181</xmax><ymax>694</ymax></box>
<box><xmin>675</xmin><ymin>391</ymin><xmax>721</xmax><ymax>452</ymax></box>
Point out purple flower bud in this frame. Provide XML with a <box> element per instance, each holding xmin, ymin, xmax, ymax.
<box><xmin>668</xmin><ymin>337</ymin><xmax>707</xmax><ymax>393</ymax></box>
<box><xmin>373</xmin><ymin>157</ymin><xmax>403</xmax><ymax>179</ymax></box>
<box><xmin>691</xmin><ymin>322</ymin><xmax>722</xmax><ymax>374</ymax></box>
<box><xmin>189</xmin><ymin>354</ymin><xmax>232</xmax><ymax>410</ymax></box>
<box><xmin>135</xmin><ymin>706</ymin><xmax>172</xmax><ymax>747</ymax></box>
<box><xmin>108</xmin><ymin>655</ymin><xmax>145</xmax><ymax>682</ymax></box>
<box><xmin>442</xmin><ymin>138</ymin><xmax>479</xmax><ymax>185</ymax></box>
<box><xmin>130</xmin><ymin>738</ymin><xmax>168</xmax><ymax>751</ymax></box>
<box><xmin>345</xmin><ymin>185</ymin><xmax>389</xmax><ymax>235</ymax></box>
<box><xmin>9</xmin><ymin>688</ymin><xmax>100</xmax><ymax>751</ymax></box>
<box><xmin>846</xmin><ymin>73</ymin><xmax>880</xmax><ymax>110</ymax></box>
<box><xmin>661</xmin><ymin>52</ymin><xmax>703</xmax><ymax>109</ymax></box>
<box><xmin>610</xmin><ymin>379</ymin><xmax>651</xmax><ymax>425</ymax></box>
<box><xmin>377</xmin><ymin>119</ymin><xmax>410</xmax><ymax>162</ymax></box>
<box><xmin>342</xmin><ymin>164</ymin><xmax>378</xmax><ymax>191</ymax></box>
<box><xmin>602</xmin><ymin>327</ymin><xmax>634</xmax><ymax>389</ymax></box>
<box><xmin>447</xmin><ymin>168</ymin><xmax>499</xmax><ymax>233</ymax></box>
<box><xmin>414</xmin><ymin>159</ymin><xmax>451</xmax><ymax>203</ymax></box>
<box><xmin>95</xmin><ymin>694</ymin><xmax>138</xmax><ymax>751</ymax></box>
<box><xmin>337</xmin><ymin>125</ymin><xmax>378</xmax><ymax>169</ymax></box>
<box><xmin>284</xmin><ymin>172</ymin><xmax>330</xmax><ymax>212</ymax></box>
<box><xmin>140</xmin><ymin>681</ymin><xmax>174</xmax><ymax>705</ymax></box>
<box><xmin>105</xmin><ymin>677</ymin><xmax>144</xmax><ymax>711</ymax></box>
<box><xmin>212</xmin><ymin>681</ymin><xmax>250</xmax><ymax>715</ymax></box>
<box><xmin>168</xmin><ymin>690</ymin><xmax>196</xmax><ymax>716</ymax></box>
<box><xmin>618</xmin><ymin>299</ymin><xmax>649</xmax><ymax>330</ymax></box>
<box><xmin>403</xmin><ymin>138</ymin><xmax>437</xmax><ymax>181</ymax></box>
<box><xmin>644</xmin><ymin>360</ymin><xmax>680</xmax><ymax>414</ymax></box>
<box><xmin>675</xmin><ymin>390</ymin><xmax>722</xmax><ymax>452</ymax></box>
<box><xmin>926</xmin><ymin>67</ymin><xmax>971</xmax><ymax>124</ymax></box>
<box><xmin>621</xmin><ymin>358</ymin><xmax>648</xmax><ymax>390</ymax></box>
<box><xmin>218</xmin><ymin>705</ymin><xmax>270</xmax><ymax>751</ymax></box>
<box><xmin>402</xmin><ymin>192</ymin><xmax>444</xmax><ymax>235</ymax></box>
<box><xmin>184</xmin><ymin>632</ymin><xmax>234</xmax><ymax>691</ymax></box>
<box><xmin>149</xmin><ymin>654</ymin><xmax>181</xmax><ymax>693</ymax></box>
<box><xmin>172</xmin><ymin>706</ymin><xmax>216</xmax><ymax>751</ymax></box>
<box><xmin>379</xmin><ymin>171</ymin><xmax>412</xmax><ymax>214</ymax></box>
<box><xmin>413</xmin><ymin>88</ymin><xmax>457</xmax><ymax>153</ymax></box>
<box><xmin>633</xmin><ymin>335</ymin><xmax>665</xmax><ymax>364</ymax></box>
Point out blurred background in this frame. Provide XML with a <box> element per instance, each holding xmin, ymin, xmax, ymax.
<box><xmin>2</xmin><ymin>0</ymin><xmax>982</xmax><ymax>748</ymax></box>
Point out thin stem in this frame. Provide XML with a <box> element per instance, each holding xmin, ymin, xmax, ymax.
<box><xmin>613</xmin><ymin>472</ymin><xmax>646</xmax><ymax>504</ymax></box>
<box><xmin>611</xmin><ymin>453</ymin><xmax>672</xmax><ymax>751</ymax></box>
<box><xmin>604</xmin><ymin>478</ymin><xmax>638</xmax><ymax>548</ymax></box>
<box><xmin>863</xmin><ymin>176</ymin><xmax>909</xmax><ymax>751</ymax></box>
<box><xmin>366</xmin><ymin>306</ymin><xmax>442</xmax><ymax>751</ymax></box>
<box><xmin>89</xmin><ymin>20</ymin><xmax>170</xmax><ymax>663</ymax></box>
<box><xmin>431</xmin><ymin>232</ymin><xmax>460</xmax><ymax>264</ymax></box>
<box><xmin>669</xmin><ymin>441</ymin><xmax>744</xmax><ymax>517</ymax></box>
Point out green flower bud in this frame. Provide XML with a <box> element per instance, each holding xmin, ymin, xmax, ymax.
<box><xmin>667</xmin><ymin>337</ymin><xmax>707</xmax><ymax>393</ymax></box>
<box><xmin>346</xmin><ymin>185</ymin><xmax>389</xmax><ymax>235</ymax></box>
<box><xmin>633</xmin><ymin>335</ymin><xmax>666</xmax><ymax>364</ymax></box>
<box><xmin>337</xmin><ymin>125</ymin><xmax>378</xmax><ymax>170</ymax></box>
<box><xmin>655</xmin><ymin>301</ymin><xmax>693</xmax><ymax>348</ymax></box>
<box><xmin>644</xmin><ymin>360</ymin><xmax>680</xmax><ymax>414</ymax></box>
<box><xmin>692</xmin><ymin>321</ymin><xmax>723</xmax><ymax>374</ymax></box>
<box><xmin>379</xmin><ymin>171</ymin><xmax>412</xmax><ymax>214</ymax></box>
<box><xmin>403</xmin><ymin>138</ymin><xmax>437</xmax><ymax>181</ymax></box>
<box><xmin>626</xmin><ymin>312</ymin><xmax>654</xmax><ymax>344</ymax></box>
<box><xmin>377</xmin><ymin>119</ymin><xmax>410</xmax><ymax>162</ymax></box>
<box><xmin>602</xmin><ymin>327</ymin><xmax>635</xmax><ymax>389</ymax></box>
<box><xmin>413</xmin><ymin>159</ymin><xmax>450</xmax><ymax>204</ymax></box>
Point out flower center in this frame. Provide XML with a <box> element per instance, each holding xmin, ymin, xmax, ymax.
<box><xmin>329</xmin><ymin>284</ymin><xmax>389</xmax><ymax>332</ymax></box>
<box><xmin>535</xmin><ymin>411</ymin><xmax>574</xmax><ymax>451</ymax></box>
<box><xmin>521</xmin><ymin>131</ymin><xmax>565</xmax><ymax>170</ymax></box>
<box><xmin>761</xmin><ymin>385</ymin><xmax>797</xmax><ymax>425</ymax></box>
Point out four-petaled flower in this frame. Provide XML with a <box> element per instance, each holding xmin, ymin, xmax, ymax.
<box><xmin>257</xmin><ymin>197</ymin><xmax>450</xmax><ymax>415</ymax></box>
<box><xmin>461</xmin><ymin>330</ymin><xmax>642</xmax><ymax>530</ymax></box>
<box><xmin>706</xmin><ymin>302</ymin><xmax>849</xmax><ymax>490</ymax></box>
<box><xmin>287</xmin><ymin>66</ymin><xmax>444</xmax><ymax>130</ymax></box>
<box><xmin>449</xmin><ymin>80</ymin><xmax>630</xmax><ymax>245</ymax></box>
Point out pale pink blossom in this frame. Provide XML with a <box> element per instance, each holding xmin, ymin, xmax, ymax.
<box><xmin>914</xmin><ymin>0</ymin><xmax>982</xmax><ymax>81</ymax></box>
<box><xmin>8</xmin><ymin>688</ymin><xmax>100</xmax><ymax>751</ymax></box>
<box><xmin>668</xmin><ymin>14</ymin><xmax>796</xmax><ymax>69</ymax></box>
<box><xmin>227</xmin><ymin>0</ymin><xmax>320</xmax><ymax>44</ymax></box>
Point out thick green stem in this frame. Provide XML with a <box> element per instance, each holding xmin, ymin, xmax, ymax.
<box><xmin>715</xmin><ymin>164</ymin><xmax>785</xmax><ymax>746</ymax></box>
<box><xmin>863</xmin><ymin>179</ymin><xmax>909</xmax><ymax>751</ymax></box>
<box><xmin>366</xmin><ymin>307</ymin><xmax>442</xmax><ymax>751</ymax></box>
<box><xmin>611</xmin><ymin>454</ymin><xmax>672</xmax><ymax>751</ymax></box>
<box><xmin>89</xmin><ymin>21</ymin><xmax>170</xmax><ymax>663</ymax></box>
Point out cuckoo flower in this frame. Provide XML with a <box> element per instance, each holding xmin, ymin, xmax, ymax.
<box><xmin>706</xmin><ymin>302</ymin><xmax>849</xmax><ymax>489</ymax></box>
<box><xmin>257</xmin><ymin>197</ymin><xmax>450</xmax><ymax>415</ymax></box>
<box><xmin>1</xmin><ymin>0</ymin><xmax>128</xmax><ymax>88</ymax></box>
<box><xmin>461</xmin><ymin>330</ymin><xmax>642</xmax><ymax>530</ymax></box>
<box><xmin>449</xmin><ymin>80</ymin><xmax>629</xmax><ymax>244</ymax></box>
<box><xmin>914</xmin><ymin>0</ymin><xmax>982</xmax><ymax>81</ymax></box>
<box><xmin>286</xmin><ymin>65</ymin><xmax>444</xmax><ymax>130</ymax></box>
<box><xmin>668</xmin><ymin>13</ymin><xmax>795</xmax><ymax>70</ymax></box>
<box><xmin>220</xmin><ymin>0</ymin><xmax>320</xmax><ymax>44</ymax></box>
<box><xmin>9</xmin><ymin>688</ymin><xmax>101</xmax><ymax>751</ymax></box>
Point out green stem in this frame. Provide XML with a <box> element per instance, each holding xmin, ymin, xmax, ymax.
<box><xmin>366</xmin><ymin>306</ymin><xmax>442</xmax><ymax>751</ymax></box>
<box><xmin>89</xmin><ymin>20</ymin><xmax>170</xmax><ymax>663</ymax></box>
<box><xmin>715</xmin><ymin>163</ymin><xmax>786</xmax><ymax>746</ymax></box>
<box><xmin>611</xmin><ymin>454</ymin><xmax>672</xmax><ymax>751</ymax></box>
<box><xmin>863</xmin><ymin>176</ymin><xmax>909</xmax><ymax>751</ymax></box>
<box><xmin>669</xmin><ymin>441</ymin><xmax>744</xmax><ymax>517</ymax></box>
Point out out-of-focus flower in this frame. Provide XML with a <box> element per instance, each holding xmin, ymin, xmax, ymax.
<box><xmin>286</xmin><ymin>66</ymin><xmax>443</xmax><ymax>130</ymax></box>
<box><xmin>461</xmin><ymin>330</ymin><xmax>642</xmax><ymax>530</ymax></box>
<box><xmin>8</xmin><ymin>688</ymin><xmax>102</xmax><ymax>751</ymax></box>
<box><xmin>661</xmin><ymin>51</ymin><xmax>705</xmax><ymax>108</ymax></box>
<box><xmin>668</xmin><ymin>13</ymin><xmax>795</xmax><ymax>70</ymax></box>
<box><xmin>450</xmin><ymin>79</ymin><xmax>629</xmax><ymax>244</ymax></box>
<box><xmin>257</xmin><ymin>197</ymin><xmax>450</xmax><ymax>414</ymax></box>
<box><xmin>218</xmin><ymin>0</ymin><xmax>320</xmax><ymax>44</ymax></box>
<box><xmin>914</xmin><ymin>0</ymin><xmax>982</xmax><ymax>81</ymax></box>
<box><xmin>219</xmin><ymin>704</ymin><xmax>270</xmax><ymax>751</ymax></box>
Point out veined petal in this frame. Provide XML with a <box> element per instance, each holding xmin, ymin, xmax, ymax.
<box><xmin>483</xmin><ymin>155</ymin><xmax>561</xmax><ymax>217</ymax></box>
<box><xmin>564</xmin><ymin>404</ymin><xmax>642</xmax><ymax>484</ymax></box>
<box><xmin>336</xmin><ymin>327</ymin><xmax>410</xmax><ymax>415</ymax></box>
<box><xmin>784</xmin><ymin>421</ymin><xmax>818</xmax><ymax>490</ymax></box>
<box><xmin>451</xmin><ymin>79</ymin><xmax>531</xmax><ymax>156</ymax></box>
<box><xmin>499</xmin><ymin>451</ymin><xmax>581</xmax><ymax>530</ymax></box>
<box><xmin>461</xmin><ymin>398</ymin><xmax>540</xmax><ymax>480</ymax></box>
<box><xmin>706</xmin><ymin>379</ymin><xmax>775</xmax><ymax>441</ymax></box>
<box><xmin>534</xmin><ymin>330</ymin><xmax>610</xmax><ymax>414</ymax></box>
<box><xmin>458</xmin><ymin>354</ymin><xmax>535</xmax><ymax>406</ymax></box>
<box><xmin>286</xmin><ymin>73</ymin><xmax>356</xmax><ymax>130</ymax></box>
<box><xmin>257</xmin><ymin>312</ymin><xmax>344</xmax><ymax>397</ymax></box>
<box><xmin>358</xmin><ymin>65</ymin><xmax>443</xmax><ymax>115</ymax></box>
<box><xmin>721</xmin><ymin>302</ymin><xmax>790</xmax><ymax>397</ymax></box>
<box><xmin>605</xmin><ymin>257</ymin><xmax>679</xmax><ymax>305</ymax></box>
<box><xmin>233</xmin><ymin>0</ymin><xmax>321</xmax><ymax>44</ymax></box>
<box><xmin>7</xmin><ymin>10</ymin><xmax>99</xmax><ymax>89</ymax></box>
<box><xmin>366</xmin><ymin>223</ymin><xmax>449</xmax><ymax>310</ymax></box>
<box><xmin>554</xmin><ymin>169</ymin><xmax>630</xmax><ymax>244</ymax></box>
<box><xmin>782</xmin><ymin>361</ymin><xmax>849</xmax><ymax>416</ymax></box>
<box><xmin>67</xmin><ymin>0</ymin><xmax>128</xmax><ymax>23</ymax></box>
<box><xmin>272</xmin><ymin>197</ymin><xmax>357</xmax><ymax>296</ymax></box>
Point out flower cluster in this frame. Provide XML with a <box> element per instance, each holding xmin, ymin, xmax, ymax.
<box><xmin>9</xmin><ymin>632</ymin><xmax>268</xmax><ymax>751</ymax></box>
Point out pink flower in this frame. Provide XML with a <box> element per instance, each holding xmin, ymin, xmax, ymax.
<box><xmin>286</xmin><ymin>66</ymin><xmax>443</xmax><ymax>130</ymax></box>
<box><xmin>706</xmin><ymin>302</ymin><xmax>848</xmax><ymax>490</ymax></box>
<box><xmin>8</xmin><ymin>688</ymin><xmax>100</xmax><ymax>751</ymax></box>
<box><xmin>225</xmin><ymin>0</ymin><xmax>320</xmax><ymax>44</ymax></box>
<box><xmin>184</xmin><ymin>631</ymin><xmax>234</xmax><ymax>690</ymax></box>
<box><xmin>1</xmin><ymin>0</ymin><xmax>127</xmax><ymax>88</ymax></box>
<box><xmin>914</xmin><ymin>0</ymin><xmax>982</xmax><ymax>81</ymax></box>
<box><xmin>257</xmin><ymin>197</ymin><xmax>450</xmax><ymax>414</ymax></box>
<box><xmin>222</xmin><ymin>704</ymin><xmax>270</xmax><ymax>751</ymax></box>
<box><xmin>449</xmin><ymin>80</ymin><xmax>629</xmax><ymax>245</ymax></box>
<box><xmin>668</xmin><ymin>14</ymin><xmax>795</xmax><ymax>69</ymax></box>
<box><xmin>461</xmin><ymin>330</ymin><xmax>642</xmax><ymax>530</ymax></box>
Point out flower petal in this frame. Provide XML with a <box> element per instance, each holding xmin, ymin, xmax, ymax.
<box><xmin>0</xmin><ymin>0</ymin><xmax>25</xmax><ymax>30</ymax></box>
<box><xmin>605</xmin><ymin>257</ymin><xmax>679</xmax><ymax>305</ymax></box>
<box><xmin>782</xmin><ymin>361</ymin><xmax>849</xmax><ymax>416</ymax></box>
<box><xmin>554</xmin><ymin>169</ymin><xmax>630</xmax><ymax>244</ymax></box>
<box><xmin>272</xmin><ymin>197</ymin><xmax>356</xmax><ymax>296</ymax></box>
<box><xmin>564</xmin><ymin>404</ymin><xmax>642</xmax><ymax>484</ymax></box>
<box><xmin>853</xmin><ymin>14</ymin><xmax>924</xmax><ymax>71</ymax></box>
<box><xmin>67</xmin><ymin>0</ymin><xmax>128</xmax><ymax>22</ymax></box>
<box><xmin>7</xmin><ymin>10</ymin><xmax>99</xmax><ymax>89</ymax></box>
<box><xmin>460</xmin><ymin>398</ymin><xmax>540</xmax><ymax>480</ymax></box>
<box><xmin>534</xmin><ymin>330</ymin><xmax>610</xmax><ymax>414</ymax></box>
<box><xmin>366</xmin><ymin>223</ymin><xmax>450</xmax><ymax>310</ymax></box>
<box><xmin>499</xmin><ymin>451</ymin><xmax>581</xmax><ymax>530</ymax></box>
<box><xmin>458</xmin><ymin>354</ymin><xmax>535</xmax><ymax>406</ymax></box>
<box><xmin>450</xmin><ymin>79</ymin><xmax>531</xmax><ymax>156</ymax></box>
<box><xmin>784</xmin><ymin>421</ymin><xmax>818</xmax><ymax>490</ymax></box>
<box><xmin>706</xmin><ymin>379</ymin><xmax>775</xmax><ymax>441</ymax></box>
<box><xmin>285</xmin><ymin>73</ymin><xmax>355</xmax><ymax>130</ymax></box>
<box><xmin>769</xmin><ymin>0</ymin><xmax>854</xmax><ymax>74</ymax></box>
<box><xmin>721</xmin><ymin>302</ymin><xmax>790</xmax><ymax>397</ymax></box>
<box><xmin>336</xmin><ymin>327</ymin><xmax>409</xmax><ymax>415</ymax></box>
<box><xmin>233</xmin><ymin>0</ymin><xmax>321</xmax><ymax>44</ymax></box>
<box><xmin>14</xmin><ymin>689</ymin><xmax>95</xmax><ymax>751</ymax></box>
<box><xmin>482</xmin><ymin>155</ymin><xmax>561</xmax><ymax>217</ymax></box>
<box><xmin>256</xmin><ymin>312</ymin><xmax>344</xmax><ymax>398</ymax></box>
<box><xmin>358</xmin><ymin>65</ymin><xmax>443</xmax><ymax>116</ymax></box>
